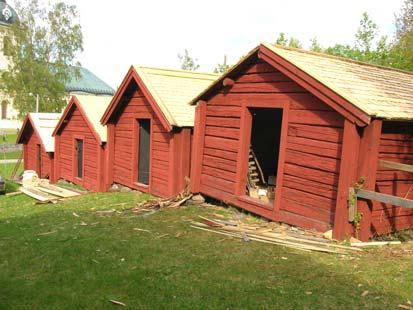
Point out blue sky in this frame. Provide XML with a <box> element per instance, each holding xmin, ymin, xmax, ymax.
<box><xmin>41</xmin><ymin>0</ymin><xmax>406</xmax><ymax>88</ymax></box>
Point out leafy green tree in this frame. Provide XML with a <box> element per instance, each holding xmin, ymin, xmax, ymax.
<box><xmin>309</xmin><ymin>37</ymin><xmax>322</xmax><ymax>52</ymax></box>
<box><xmin>355</xmin><ymin>12</ymin><xmax>378</xmax><ymax>54</ymax></box>
<box><xmin>275</xmin><ymin>32</ymin><xmax>288</xmax><ymax>46</ymax></box>
<box><xmin>322</xmin><ymin>12</ymin><xmax>393</xmax><ymax>65</ymax></box>
<box><xmin>275</xmin><ymin>32</ymin><xmax>302</xmax><ymax>48</ymax></box>
<box><xmin>178</xmin><ymin>49</ymin><xmax>200</xmax><ymax>71</ymax></box>
<box><xmin>0</xmin><ymin>0</ymin><xmax>83</xmax><ymax>117</ymax></box>
<box><xmin>391</xmin><ymin>0</ymin><xmax>413</xmax><ymax>71</ymax></box>
<box><xmin>214</xmin><ymin>55</ymin><xmax>230</xmax><ymax>74</ymax></box>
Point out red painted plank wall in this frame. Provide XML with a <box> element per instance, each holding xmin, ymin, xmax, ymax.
<box><xmin>198</xmin><ymin>60</ymin><xmax>344</xmax><ymax>231</ymax></box>
<box><xmin>57</xmin><ymin>107</ymin><xmax>101</xmax><ymax>191</ymax></box>
<box><xmin>279</xmin><ymin>93</ymin><xmax>343</xmax><ymax>232</ymax></box>
<box><xmin>23</xmin><ymin>128</ymin><xmax>53</xmax><ymax>179</ymax></box>
<box><xmin>112</xmin><ymin>88</ymin><xmax>172</xmax><ymax>197</ymax></box>
<box><xmin>373</xmin><ymin>122</ymin><xmax>413</xmax><ymax>234</ymax></box>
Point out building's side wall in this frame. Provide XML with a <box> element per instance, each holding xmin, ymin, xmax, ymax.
<box><xmin>373</xmin><ymin>122</ymin><xmax>413</xmax><ymax>234</ymax></box>
<box><xmin>56</xmin><ymin>106</ymin><xmax>101</xmax><ymax>191</ymax></box>
<box><xmin>112</xmin><ymin>88</ymin><xmax>172</xmax><ymax>197</ymax></box>
<box><xmin>196</xmin><ymin>60</ymin><xmax>344</xmax><ymax>231</ymax></box>
<box><xmin>23</xmin><ymin>127</ymin><xmax>53</xmax><ymax>179</ymax></box>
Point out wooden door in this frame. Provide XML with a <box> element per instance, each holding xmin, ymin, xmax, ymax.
<box><xmin>36</xmin><ymin>144</ymin><xmax>42</xmax><ymax>177</ymax></box>
<box><xmin>137</xmin><ymin>119</ymin><xmax>151</xmax><ymax>185</ymax></box>
<box><xmin>75</xmin><ymin>139</ymin><xmax>83</xmax><ymax>178</ymax></box>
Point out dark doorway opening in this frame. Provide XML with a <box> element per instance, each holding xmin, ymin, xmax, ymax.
<box><xmin>137</xmin><ymin>119</ymin><xmax>151</xmax><ymax>185</ymax></box>
<box><xmin>75</xmin><ymin>139</ymin><xmax>83</xmax><ymax>178</ymax></box>
<box><xmin>246</xmin><ymin>108</ymin><xmax>283</xmax><ymax>204</ymax></box>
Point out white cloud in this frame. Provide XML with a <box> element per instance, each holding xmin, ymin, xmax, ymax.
<box><xmin>49</xmin><ymin>0</ymin><xmax>406</xmax><ymax>87</ymax></box>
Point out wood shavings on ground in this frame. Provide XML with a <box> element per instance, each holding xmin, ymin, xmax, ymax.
<box><xmin>132</xmin><ymin>182</ymin><xmax>192</xmax><ymax>215</ymax></box>
<box><xmin>191</xmin><ymin>216</ymin><xmax>364</xmax><ymax>254</ymax></box>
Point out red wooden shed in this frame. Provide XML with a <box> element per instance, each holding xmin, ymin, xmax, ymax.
<box><xmin>52</xmin><ymin>95</ymin><xmax>112</xmax><ymax>192</ymax></box>
<box><xmin>190</xmin><ymin>43</ymin><xmax>413</xmax><ymax>241</ymax></box>
<box><xmin>16</xmin><ymin>113</ymin><xmax>61</xmax><ymax>181</ymax></box>
<box><xmin>101</xmin><ymin>66</ymin><xmax>218</xmax><ymax>197</ymax></box>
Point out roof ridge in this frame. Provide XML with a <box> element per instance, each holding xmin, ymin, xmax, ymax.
<box><xmin>262</xmin><ymin>42</ymin><xmax>413</xmax><ymax>76</ymax></box>
<box><xmin>134</xmin><ymin>65</ymin><xmax>219</xmax><ymax>77</ymax></box>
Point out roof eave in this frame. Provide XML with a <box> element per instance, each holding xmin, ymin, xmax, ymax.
<box><xmin>101</xmin><ymin>66</ymin><xmax>174</xmax><ymax>132</ymax></box>
<box><xmin>53</xmin><ymin>96</ymin><xmax>103</xmax><ymax>145</ymax></box>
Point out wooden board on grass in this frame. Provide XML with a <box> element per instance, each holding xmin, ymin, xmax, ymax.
<box><xmin>20</xmin><ymin>187</ymin><xmax>59</xmax><ymax>202</ymax></box>
<box><xmin>37</xmin><ymin>183</ymin><xmax>81</xmax><ymax>198</ymax></box>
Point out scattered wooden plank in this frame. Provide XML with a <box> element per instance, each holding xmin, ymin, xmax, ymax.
<box><xmin>191</xmin><ymin>223</ymin><xmax>347</xmax><ymax>254</ymax></box>
<box><xmin>355</xmin><ymin>188</ymin><xmax>413</xmax><ymax>209</ymax></box>
<box><xmin>193</xmin><ymin>224</ymin><xmax>340</xmax><ymax>253</ymax></box>
<box><xmin>351</xmin><ymin>241</ymin><xmax>402</xmax><ymax>247</ymax></box>
<box><xmin>37</xmin><ymin>183</ymin><xmax>80</xmax><ymax>198</ymax></box>
<box><xmin>5</xmin><ymin>191</ymin><xmax>23</xmax><ymax>197</ymax></box>
<box><xmin>399</xmin><ymin>304</ymin><xmax>413</xmax><ymax>310</ymax></box>
<box><xmin>198</xmin><ymin>216</ymin><xmax>362</xmax><ymax>252</ymax></box>
<box><xmin>379</xmin><ymin>160</ymin><xmax>413</xmax><ymax>173</ymax></box>
<box><xmin>37</xmin><ymin>230</ymin><xmax>57</xmax><ymax>236</ymax></box>
<box><xmin>20</xmin><ymin>187</ymin><xmax>58</xmax><ymax>202</ymax></box>
<box><xmin>109</xmin><ymin>300</ymin><xmax>126</xmax><ymax>307</ymax></box>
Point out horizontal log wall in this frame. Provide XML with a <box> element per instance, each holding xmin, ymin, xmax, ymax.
<box><xmin>24</xmin><ymin>127</ymin><xmax>52</xmax><ymax>179</ymax></box>
<box><xmin>113</xmin><ymin>88</ymin><xmax>172</xmax><ymax>197</ymax></box>
<box><xmin>198</xmin><ymin>60</ymin><xmax>344</xmax><ymax>231</ymax></box>
<box><xmin>57</xmin><ymin>107</ymin><xmax>101</xmax><ymax>191</ymax></box>
<box><xmin>280</xmin><ymin>93</ymin><xmax>343</xmax><ymax>232</ymax></box>
<box><xmin>373</xmin><ymin>122</ymin><xmax>413</xmax><ymax>234</ymax></box>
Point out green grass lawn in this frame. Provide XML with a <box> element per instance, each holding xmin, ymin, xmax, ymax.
<box><xmin>0</xmin><ymin>150</ymin><xmax>22</xmax><ymax>160</ymax></box>
<box><xmin>0</xmin><ymin>192</ymin><xmax>412</xmax><ymax>309</ymax></box>
<box><xmin>0</xmin><ymin>130</ymin><xmax>18</xmax><ymax>144</ymax></box>
<box><xmin>0</xmin><ymin>162</ymin><xmax>23</xmax><ymax>180</ymax></box>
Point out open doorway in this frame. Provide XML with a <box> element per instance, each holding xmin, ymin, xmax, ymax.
<box><xmin>246</xmin><ymin>108</ymin><xmax>283</xmax><ymax>205</ymax></box>
<box><xmin>137</xmin><ymin>119</ymin><xmax>151</xmax><ymax>185</ymax></box>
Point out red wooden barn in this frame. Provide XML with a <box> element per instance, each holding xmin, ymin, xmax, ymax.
<box><xmin>190</xmin><ymin>43</ymin><xmax>413</xmax><ymax>241</ymax></box>
<box><xmin>16</xmin><ymin>113</ymin><xmax>61</xmax><ymax>181</ymax></box>
<box><xmin>101</xmin><ymin>66</ymin><xmax>218</xmax><ymax>197</ymax></box>
<box><xmin>52</xmin><ymin>95</ymin><xmax>112</xmax><ymax>192</ymax></box>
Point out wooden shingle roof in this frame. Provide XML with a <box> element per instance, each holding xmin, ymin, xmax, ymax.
<box><xmin>262</xmin><ymin>43</ymin><xmax>413</xmax><ymax>121</ymax></box>
<box><xmin>133</xmin><ymin>66</ymin><xmax>219</xmax><ymax>127</ymax></box>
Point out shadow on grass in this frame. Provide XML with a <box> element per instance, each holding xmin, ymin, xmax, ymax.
<box><xmin>0</xmin><ymin>193</ymin><xmax>411</xmax><ymax>309</ymax></box>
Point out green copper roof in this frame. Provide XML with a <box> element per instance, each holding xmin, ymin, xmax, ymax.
<box><xmin>0</xmin><ymin>0</ymin><xmax>18</xmax><ymax>26</ymax></box>
<box><xmin>66</xmin><ymin>67</ymin><xmax>115</xmax><ymax>96</ymax></box>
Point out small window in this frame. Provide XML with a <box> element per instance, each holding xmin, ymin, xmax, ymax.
<box><xmin>75</xmin><ymin>139</ymin><xmax>83</xmax><ymax>178</ymax></box>
<box><xmin>137</xmin><ymin>119</ymin><xmax>151</xmax><ymax>185</ymax></box>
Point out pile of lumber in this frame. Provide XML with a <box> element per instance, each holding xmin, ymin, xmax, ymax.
<box><xmin>19</xmin><ymin>180</ymin><xmax>81</xmax><ymax>203</ymax></box>
<box><xmin>191</xmin><ymin>216</ymin><xmax>363</xmax><ymax>254</ymax></box>
<box><xmin>132</xmin><ymin>183</ymin><xmax>192</xmax><ymax>214</ymax></box>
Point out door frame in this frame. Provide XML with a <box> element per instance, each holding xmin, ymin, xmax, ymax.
<box><xmin>235</xmin><ymin>99</ymin><xmax>290</xmax><ymax>217</ymax></box>
<box><xmin>131</xmin><ymin>115</ymin><xmax>153</xmax><ymax>192</ymax></box>
<box><xmin>73</xmin><ymin>135</ymin><xmax>85</xmax><ymax>184</ymax></box>
<box><xmin>36</xmin><ymin>144</ymin><xmax>42</xmax><ymax>177</ymax></box>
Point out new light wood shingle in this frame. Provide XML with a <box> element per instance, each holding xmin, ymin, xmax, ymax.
<box><xmin>74</xmin><ymin>95</ymin><xmax>112</xmax><ymax>142</ymax></box>
<box><xmin>263</xmin><ymin>43</ymin><xmax>413</xmax><ymax>120</ymax></box>
<box><xmin>134</xmin><ymin>66</ymin><xmax>219</xmax><ymax>127</ymax></box>
<box><xmin>27</xmin><ymin>113</ymin><xmax>61</xmax><ymax>152</ymax></box>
